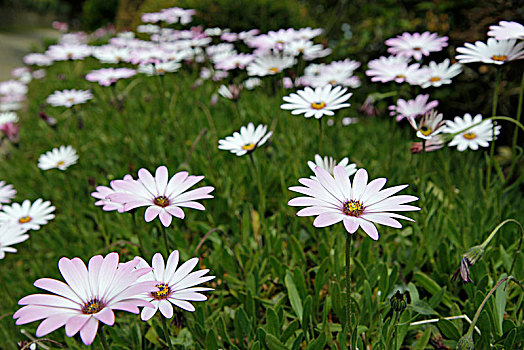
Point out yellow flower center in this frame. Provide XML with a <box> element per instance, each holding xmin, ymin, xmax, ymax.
<box><xmin>242</xmin><ymin>143</ymin><xmax>256</xmax><ymax>151</ymax></box>
<box><xmin>429</xmin><ymin>76</ymin><xmax>441</xmax><ymax>82</ymax></box>
<box><xmin>82</xmin><ymin>299</ymin><xmax>104</xmax><ymax>314</ymax></box>
<box><xmin>419</xmin><ymin>126</ymin><xmax>432</xmax><ymax>136</ymax></box>
<box><xmin>268</xmin><ymin>67</ymin><xmax>279</xmax><ymax>73</ymax></box>
<box><xmin>67</xmin><ymin>53</ymin><xmax>73</xmax><ymax>59</ymax></box>
<box><xmin>18</xmin><ymin>216</ymin><xmax>31</xmax><ymax>224</ymax></box>
<box><xmin>151</xmin><ymin>283</ymin><xmax>171</xmax><ymax>300</ymax></box>
<box><xmin>153</xmin><ymin>196</ymin><xmax>170</xmax><ymax>208</ymax></box>
<box><xmin>463</xmin><ymin>132</ymin><xmax>477</xmax><ymax>140</ymax></box>
<box><xmin>343</xmin><ymin>200</ymin><xmax>364</xmax><ymax>217</ymax></box>
<box><xmin>413</xmin><ymin>47</ymin><xmax>421</xmax><ymax>51</ymax></box>
<box><xmin>156</xmin><ymin>69</ymin><xmax>166</xmax><ymax>74</ymax></box>
<box><xmin>395</xmin><ymin>74</ymin><xmax>406</xmax><ymax>80</ymax></box>
<box><xmin>491</xmin><ymin>55</ymin><xmax>507</xmax><ymax>62</ymax></box>
<box><xmin>328</xmin><ymin>80</ymin><xmax>337</xmax><ymax>85</ymax></box>
<box><xmin>57</xmin><ymin>161</ymin><xmax>65</xmax><ymax>166</ymax></box>
<box><xmin>311</xmin><ymin>101</ymin><xmax>326</xmax><ymax>110</ymax></box>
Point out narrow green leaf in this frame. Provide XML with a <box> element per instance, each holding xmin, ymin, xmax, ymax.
<box><xmin>305</xmin><ymin>332</ymin><xmax>326</xmax><ymax>350</ymax></box>
<box><xmin>285</xmin><ymin>272</ymin><xmax>303</xmax><ymax>320</ymax></box>
<box><xmin>205</xmin><ymin>330</ymin><xmax>219</xmax><ymax>350</ymax></box>
<box><xmin>265</xmin><ymin>334</ymin><xmax>288</xmax><ymax>350</ymax></box>
<box><xmin>412</xmin><ymin>327</ymin><xmax>432</xmax><ymax>350</ymax></box>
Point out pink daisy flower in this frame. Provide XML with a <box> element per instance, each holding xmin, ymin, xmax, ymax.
<box><xmin>13</xmin><ymin>253</ymin><xmax>156</xmax><ymax>345</ymax></box>
<box><xmin>366</xmin><ymin>56</ymin><xmax>424</xmax><ymax>84</ymax></box>
<box><xmin>0</xmin><ymin>181</ymin><xmax>16</xmax><ymax>208</ymax></box>
<box><xmin>91</xmin><ymin>175</ymin><xmax>134</xmax><ymax>212</ymax></box>
<box><xmin>385</xmin><ymin>32</ymin><xmax>448</xmax><ymax>60</ymax></box>
<box><xmin>85</xmin><ymin>68</ymin><xmax>136</xmax><ymax>87</ymax></box>
<box><xmin>288</xmin><ymin>167</ymin><xmax>419</xmax><ymax>240</ymax></box>
<box><xmin>388</xmin><ymin>94</ymin><xmax>439</xmax><ymax>122</ymax></box>
<box><xmin>136</xmin><ymin>250</ymin><xmax>215</xmax><ymax>320</ymax></box>
<box><xmin>107</xmin><ymin>166</ymin><xmax>214</xmax><ymax>227</ymax></box>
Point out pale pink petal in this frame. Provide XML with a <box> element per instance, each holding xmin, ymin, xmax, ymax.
<box><xmin>343</xmin><ymin>217</ymin><xmax>359</xmax><ymax>233</ymax></box>
<box><xmin>93</xmin><ymin>307</ymin><xmax>115</xmax><ymax>326</ymax></box>
<box><xmin>313</xmin><ymin>212</ymin><xmax>344</xmax><ymax>227</ymax></box>
<box><xmin>358</xmin><ymin>219</ymin><xmax>379</xmax><ymax>240</ymax></box>
<box><xmin>145</xmin><ymin>206</ymin><xmax>162</xmax><ymax>222</ymax></box>
<box><xmin>159</xmin><ymin>210</ymin><xmax>173</xmax><ymax>227</ymax></box>
<box><xmin>159</xmin><ymin>300</ymin><xmax>174</xmax><ymax>318</ymax></box>
<box><xmin>65</xmin><ymin>314</ymin><xmax>90</xmax><ymax>337</ymax></box>
<box><xmin>79</xmin><ymin>316</ymin><xmax>99</xmax><ymax>345</ymax></box>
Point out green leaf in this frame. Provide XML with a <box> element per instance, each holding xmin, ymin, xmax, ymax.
<box><xmin>285</xmin><ymin>272</ymin><xmax>303</xmax><ymax>320</ymax></box>
<box><xmin>408</xmin><ymin>300</ymin><xmax>438</xmax><ymax>315</ymax></box>
<box><xmin>437</xmin><ymin>319</ymin><xmax>461</xmax><ymax>341</ymax></box>
<box><xmin>205</xmin><ymin>330</ymin><xmax>219</xmax><ymax>350</ymax></box>
<box><xmin>494</xmin><ymin>274</ymin><xmax>508</xmax><ymax>337</ymax></box>
<box><xmin>305</xmin><ymin>332</ymin><xmax>326</xmax><ymax>350</ymax></box>
<box><xmin>281</xmin><ymin>320</ymin><xmax>300</xmax><ymax>343</ymax></box>
<box><xmin>302</xmin><ymin>295</ymin><xmax>312</xmax><ymax>329</ymax></box>
<box><xmin>412</xmin><ymin>327</ymin><xmax>432</xmax><ymax>350</ymax></box>
<box><xmin>266</xmin><ymin>307</ymin><xmax>280</xmax><ymax>336</ymax></box>
<box><xmin>413</xmin><ymin>271</ymin><xmax>453</xmax><ymax>308</ymax></box>
<box><xmin>265</xmin><ymin>333</ymin><xmax>288</xmax><ymax>350</ymax></box>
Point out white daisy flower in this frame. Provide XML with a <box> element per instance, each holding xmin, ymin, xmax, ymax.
<box><xmin>0</xmin><ymin>223</ymin><xmax>29</xmax><ymax>259</ymax></box>
<box><xmin>366</xmin><ymin>56</ymin><xmax>424</xmax><ymax>84</ymax></box>
<box><xmin>92</xmin><ymin>45</ymin><xmax>131</xmax><ymax>64</ymax></box>
<box><xmin>281</xmin><ymin>85</ymin><xmax>352</xmax><ymax>119</ymax></box>
<box><xmin>488</xmin><ymin>21</ymin><xmax>524</xmax><ymax>40</ymax></box>
<box><xmin>218</xmin><ymin>123</ymin><xmax>273</xmax><ymax>156</ymax></box>
<box><xmin>38</xmin><ymin>145</ymin><xmax>78</xmax><ymax>171</ymax></box>
<box><xmin>46</xmin><ymin>89</ymin><xmax>93</xmax><ymax>108</ymax></box>
<box><xmin>138</xmin><ymin>61</ymin><xmax>181</xmax><ymax>76</ymax></box>
<box><xmin>218</xmin><ymin>85</ymin><xmax>242</xmax><ymax>100</ymax></box>
<box><xmin>308</xmin><ymin>154</ymin><xmax>357</xmax><ymax>179</ymax></box>
<box><xmin>23</xmin><ymin>53</ymin><xmax>53</xmax><ymax>66</ymax></box>
<box><xmin>455</xmin><ymin>38</ymin><xmax>524</xmax><ymax>65</ymax></box>
<box><xmin>243</xmin><ymin>78</ymin><xmax>262</xmax><ymax>90</ymax></box>
<box><xmin>0</xmin><ymin>112</ymin><xmax>18</xmax><ymax>126</ymax></box>
<box><xmin>385</xmin><ymin>32</ymin><xmax>448</xmax><ymax>60</ymax></box>
<box><xmin>418</xmin><ymin>59</ymin><xmax>462</xmax><ymax>88</ymax></box>
<box><xmin>406</xmin><ymin>110</ymin><xmax>446</xmax><ymax>140</ymax></box>
<box><xmin>442</xmin><ymin>113</ymin><xmax>501</xmax><ymax>151</ymax></box>
<box><xmin>0</xmin><ymin>80</ymin><xmax>28</xmax><ymax>96</ymax></box>
<box><xmin>45</xmin><ymin>44</ymin><xmax>92</xmax><ymax>61</ymax></box>
<box><xmin>0</xmin><ymin>199</ymin><xmax>55</xmax><ymax>232</ymax></box>
<box><xmin>247</xmin><ymin>54</ymin><xmax>295</xmax><ymax>76</ymax></box>
<box><xmin>283</xmin><ymin>40</ymin><xmax>331</xmax><ymax>60</ymax></box>
<box><xmin>0</xmin><ymin>181</ymin><xmax>16</xmax><ymax>208</ymax></box>
<box><xmin>136</xmin><ymin>250</ymin><xmax>215</xmax><ymax>320</ymax></box>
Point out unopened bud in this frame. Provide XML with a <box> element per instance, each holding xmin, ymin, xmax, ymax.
<box><xmin>452</xmin><ymin>245</ymin><xmax>484</xmax><ymax>283</ymax></box>
<box><xmin>456</xmin><ymin>334</ymin><xmax>474</xmax><ymax>350</ymax></box>
<box><xmin>390</xmin><ymin>290</ymin><xmax>408</xmax><ymax>313</ymax></box>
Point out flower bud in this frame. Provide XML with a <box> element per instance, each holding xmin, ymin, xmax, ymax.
<box><xmin>390</xmin><ymin>290</ymin><xmax>408</xmax><ymax>313</ymax></box>
<box><xmin>452</xmin><ymin>245</ymin><xmax>484</xmax><ymax>283</ymax></box>
<box><xmin>456</xmin><ymin>334</ymin><xmax>474</xmax><ymax>350</ymax></box>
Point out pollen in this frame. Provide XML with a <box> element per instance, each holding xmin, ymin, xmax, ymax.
<box><xmin>151</xmin><ymin>283</ymin><xmax>171</xmax><ymax>300</ymax></box>
<box><xmin>311</xmin><ymin>101</ymin><xmax>326</xmax><ymax>110</ymax></box>
<box><xmin>491</xmin><ymin>55</ymin><xmax>507</xmax><ymax>62</ymax></box>
<box><xmin>57</xmin><ymin>161</ymin><xmax>65</xmax><ymax>166</ymax></box>
<box><xmin>395</xmin><ymin>74</ymin><xmax>406</xmax><ymax>80</ymax></box>
<box><xmin>268</xmin><ymin>67</ymin><xmax>279</xmax><ymax>73</ymax></box>
<box><xmin>18</xmin><ymin>216</ymin><xmax>32</xmax><ymax>224</ymax></box>
<box><xmin>343</xmin><ymin>200</ymin><xmax>364</xmax><ymax>217</ymax></box>
<box><xmin>82</xmin><ymin>298</ymin><xmax>104</xmax><ymax>314</ymax></box>
<box><xmin>413</xmin><ymin>47</ymin><xmax>421</xmax><ymax>51</ymax></box>
<box><xmin>463</xmin><ymin>132</ymin><xmax>477</xmax><ymax>140</ymax></box>
<box><xmin>153</xmin><ymin>196</ymin><xmax>170</xmax><ymax>208</ymax></box>
<box><xmin>242</xmin><ymin>143</ymin><xmax>256</xmax><ymax>151</ymax></box>
<box><xmin>429</xmin><ymin>76</ymin><xmax>441</xmax><ymax>82</ymax></box>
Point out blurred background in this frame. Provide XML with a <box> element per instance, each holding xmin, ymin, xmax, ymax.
<box><xmin>0</xmin><ymin>0</ymin><xmax>522</xmax><ymax>128</ymax></box>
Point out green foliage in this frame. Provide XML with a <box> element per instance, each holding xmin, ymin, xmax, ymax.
<box><xmin>81</xmin><ymin>0</ymin><xmax>119</xmax><ymax>30</ymax></box>
<box><xmin>0</xmin><ymin>52</ymin><xmax>523</xmax><ymax>349</ymax></box>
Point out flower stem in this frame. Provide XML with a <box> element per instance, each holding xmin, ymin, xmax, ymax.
<box><xmin>161</xmin><ymin>316</ymin><xmax>174</xmax><ymax>350</ymax></box>
<box><xmin>479</xmin><ymin>219</ymin><xmax>523</xmax><ymax>276</ymax></box>
<box><xmin>345</xmin><ymin>233</ymin><xmax>352</xmax><ymax>343</ymax></box>
<box><xmin>318</xmin><ymin>118</ymin><xmax>323</xmax><ymax>154</ymax></box>
<box><xmin>486</xmin><ymin>68</ymin><xmax>501</xmax><ymax>192</ymax></box>
<box><xmin>131</xmin><ymin>211</ymin><xmax>146</xmax><ymax>255</ymax></box>
<box><xmin>249</xmin><ymin>153</ymin><xmax>266</xmax><ymax>215</ymax></box>
<box><xmin>161</xmin><ymin>224</ymin><xmax>170</xmax><ymax>257</ymax></box>
<box><xmin>418</xmin><ymin>140</ymin><xmax>426</xmax><ymax>201</ymax></box>
<box><xmin>393</xmin><ymin>312</ymin><xmax>400</xmax><ymax>350</ymax></box>
<box><xmin>508</xmin><ymin>70</ymin><xmax>524</xmax><ymax>180</ymax></box>
<box><xmin>99</xmin><ymin>326</ymin><xmax>110</xmax><ymax>350</ymax></box>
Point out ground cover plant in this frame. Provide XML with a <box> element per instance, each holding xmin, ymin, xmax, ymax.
<box><xmin>0</xmin><ymin>6</ymin><xmax>523</xmax><ymax>350</ymax></box>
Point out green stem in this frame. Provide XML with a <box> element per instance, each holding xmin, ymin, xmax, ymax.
<box><xmin>131</xmin><ymin>211</ymin><xmax>146</xmax><ymax>255</ymax></box>
<box><xmin>507</xmin><ymin>71</ymin><xmax>524</xmax><ymax>180</ymax></box>
<box><xmin>99</xmin><ymin>326</ymin><xmax>110</xmax><ymax>350</ymax></box>
<box><xmin>161</xmin><ymin>224</ymin><xmax>170</xmax><ymax>257</ymax></box>
<box><xmin>419</xmin><ymin>140</ymin><xmax>426</xmax><ymax>200</ymax></box>
<box><xmin>318</xmin><ymin>118</ymin><xmax>323</xmax><ymax>154</ymax></box>
<box><xmin>465</xmin><ymin>276</ymin><xmax>510</xmax><ymax>339</ymax></box>
<box><xmin>345</xmin><ymin>233</ymin><xmax>352</xmax><ymax>343</ymax></box>
<box><xmin>486</xmin><ymin>68</ymin><xmax>501</xmax><ymax>191</ymax></box>
<box><xmin>393</xmin><ymin>312</ymin><xmax>399</xmax><ymax>350</ymax></box>
<box><xmin>479</xmin><ymin>219</ymin><xmax>523</xmax><ymax>276</ymax></box>
<box><xmin>249</xmin><ymin>153</ymin><xmax>265</xmax><ymax>215</ymax></box>
<box><xmin>161</xmin><ymin>316</ymin><xmax>174</xmax><ymax>350</ymax></box>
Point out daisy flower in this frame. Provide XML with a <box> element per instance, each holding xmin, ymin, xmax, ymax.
<box><xmin>0</xmin><ymin>223</ymin><xmax>29</xmax><ymax>259</ymax></box>
<box><xmin>283</xmin><ymin>40</ymin><xmax>331</xmax><ymax>60</ymax></box>
<box><xmin>442</xmin><ymin>113</ymin><xmax>501</xmax><ymax>151</ymax></box>
<box><xmin>455</xmin><ymin>38</ymin><xmax>524</xmax><ymax>65</ymax></box>
<box><xmin>38</xmin><ymin>145</ymin><xmax>78</xmax><ymax>171</ymax></box>
<box><xmin>488</xmin><ymin>21</ymin><xmax>524</xmax><ymax>40</ymax></box>
<box><xmin>385</xmin><ymin>32</ymin><xmax>448</xmax><ymax>60</ymax></box>
<box><xmin>92</xmin><ymin>45</ymin><xmax>131</xmax><ymax>64</ymax></box>
<box><xmin>308</xmin><ymin>154</ymin><xmax>357</xmax><ymax>179</ymax></box>
<box><xmin>243</xmin><ymin>78</ymin><xmax>262</xmax><ymax>90</ymax></box>
<box><xmin>288</xmin><ymin>167</ymin><xmax>419</xmax><ymax>240</ymax></box>
<box><xmin>247</xmin><ymin>54</ymin><xmax>295</xmax><ymax>76</ymax></box>
<box><xmin>366</xmin><ymin>56</ymin><xmax>424</xmax><ymax>84</ymax></box>
<box><xmin>0</xmin><ymin>112</ymin><xmax>18</xmax><ymax>126</ymax></box>
<box><xmin>0</xmin><ymin>199</ymin><xmax>55</xmax><ymax>232</ymax></box>
<box><xmin>23</xmin><ymin>53</ymin><xmax>53</xmax><ymax>67</ymax></box>
<box><xmin>106</xmin><ymin>166</ymin><xmax>214</xmax><ymax>227</ymax></box>
<box><xmin>0</xmin><ymin>181</ymin><xmax>16</xmax><ymax>208</ymax></box>
<box><xmin>136</xmin><ymin>250</ymin><xmax>215</xmax><ymax>320</ymax></box>
<box><xmin>214</xmin><ymin>53</ymin><xmax>255</xmax><ymax>70</ymax></box>
<box><xmin>410</xmin><ymin>135</ymin><xmax>446</xmax><ymax>153</ymax></box>
<box><xmin>85</xmin><ymin>68</ymin><xmax>136</xmax><ymax>86</ymax></box>
<box><xmin>46</xmin><ymin>89</ymin><xmax>93</xmax><ymax>108</ymax></box>
<box><xmin>137</xmin><ymin>61</ymin><xmax>181</xmax><ymax>76</ymax></box>
<box><xmin>418</xmin><ymin>59</ymin><xmax>463</xmax><ymax>88</ymax></box>
<box><xmin>388</xmin><ymin>94</ymin><xmax>439</xmax><ymax>122</ymax></box>
<box><xmin>218</xmin><ymin>84</ymin><xmax>242</xmax><ymax>100</ymax></box>
<box><xmin>13</xmin><ymin>253</ymin><xmax>156</xmax><ymax>345</ymax></box>
<box><xmin>91</xmin><ymin>175</ymin><xmax>134</xmax><ymax>213</ymax></box>
<box><xmin>218</xmin><ymin>123</ymin><xmax>273</xmax><ymax>156</ymax></box>
<box><xmin>406</xmin><ymin>110</ymin><xmax>446</xmax><ymax>140</ymax></box>
<box><xmin>0</xmin><ymin>80</ymin><xmax>28</xmax><ymax>96</ymax></box>
<box><xmin>281</xmin><ymin>85</ymin><xmax>352</xmax><ymax>119</ymax></box>
<box><xmin>45</xmin><ymin>44</ymin><xmax>92</xmax><ymax>61</ymax></box>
